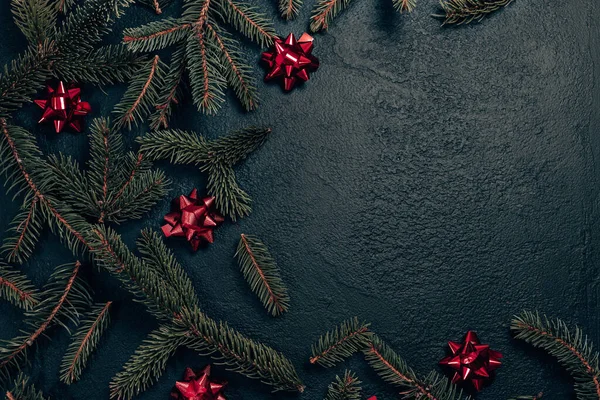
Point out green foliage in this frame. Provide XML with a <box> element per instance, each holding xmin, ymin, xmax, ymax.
<box><xmin>512</xmin><ymin>311</ymin><xmax>600</xmax><ymax>400</ymax></box>
<box><xmin>60</xmin><ymin>302</ymin><xmax>112</xmax><ymax>384</ymax></box>
<box><xmin>436</xmin><ymin>0</ymin><xmax>513</xmax><ymax>24</ymax></box>
<box><xmin>279</xmin><ymin>0</ymin><xmax>302</xmax><ymax>20</ymax></box>
<box><xmin>48</xmin><ymin>118</ymin><xmax>169</xmax><ymax>224</ymax></box>
<box><xmin>11</xmin><ymin>0</ymin><xmax>56</xmax><ymax>45</ymax></box>
<box><xmin>109</xmin><ymin>323</ymin><xmax>190</xmax><ymax>400</ymax></box>
<box><xmin>2</xmin><ymin>195</ymin><xmax>46</xmax><ymax>264</ymax></box>
<box><xmin>235</xmin><ymin>234</ymin><xmax>290</xmax><ymax>316</ymax></box>
<box><xmin>364</xmin><ymin>336</ymin><xmax>467</xmax><ymax>400</ymax></box>
<box><xmin>4</xmin><ymin>374</ymin><xmax>48</xmax><ymax>400</ymax></box>
<box><xmin>0</xmin><ymin>263</ymin><xmax>39</xmax><ymax>310</ymax></box>
<box><xmin>393</xmin><ymin>0</ymin><xmax>416</xmax><ymax>12</ymax></box>
<box><xmin>325</xmin><ymin>370</ymin><xmax>362</xmax><ymax>400</ymax></box>
<box><xmin>122</xmin><ymin>0</ymin><xmax>276</xmax><ymax>121</ymax></box>
<box><xmin>310</xmin><ymin>0</ymin><xmax>353</xmax><ymax>32</ymax></box>
<box><xmin>138</xmin><ymin>127</ymin><xmax>271</xmax><ymax>220</ymax></box>
<box><xmin>137</xmin><ymin>0</ymin><xmax>175</xmax><ymax>14</ymax></box>
<box><xmin>0</xmin><ymin>262</ymin><xmax>91</xmax><ymax>379</ymax></box>
<box><xmin>310</xmin><ymin>317</ymin><xmax>373</xmax><ymax>367</ymax></box>
<box><xmin>113</xmin><ymin>56</ymin><xmax>167</xmax><ymax>130</ymax></box>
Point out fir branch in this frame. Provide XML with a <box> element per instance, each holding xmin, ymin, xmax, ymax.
<box><xmin>109</xmin><ymin>323</ymin><xmax>191</xmax><ymax>400</ymax></box>
<box><xmin>56</xmin><ymin>0</ymin><xmax>76</xmax><ymax>14</ymax></box>
<box><xmin>5</xmin><ymin>374</ymin><xmax>47</xmax><ymax>400</ymax></box>
<box><xmin>435</xmin><ymin>0</ymin><xmax>513</xmax><ymax>24</ymax></box>
<box><xmin>310</xmin><ymin>0</ymin><xmax>352</xmax><ymax>32</ymax></box>
<box><xmin>278</xmin><ymin>0</ymin><xmax>302</xmax><ymax>20</ymax></box>
<box><xmin>123</xmin><ymin>19</ymin><xmax>192</xmax><ymax>53</ymax></box>
<box><xmin>0</xmin><ymin>42</ymin><xmax>55</xmax><ymax>119</ymax></box>
<box><xmin>207</xmin><ymin>24</ymin><xmax>258</xmax><ymax>112</ymax></box>
<box><xmin>113</xmin><ymin>55</ymin><xmax>166</xmax><ymax>131</ymax></box>
<box><xmin>186</xmin><ymin>29</ymin><xmax>227</xmax><ymax>114</ymax></box>
<box><xmin>512</xmin><ymin>311</ymin><xmax>600</xmax><ymax>399</ymax></box>
<box><xmin>393</xmin><ymin>0</ymin><xmax>416</xmax><ymax>12</ymax></box>
<box><xmin>177</xmin><ymin>306</ymin><xmax>306</xmax><ymax>392</ymax></box>
<box><xmin>137</xmin><ymin>0</ymin><xmax>175</xmax><ymax>14</ymax></box>
<box><xmin>364</xmin><ymin>336</ymin><xmax>466</xmax><ymax>400</ymax></box>
<box><xmin>216</xmin><ymin>0</ymin><xmax>276</xmax><ymax>47</ymax></box>
<box><xmin>325</xmin><ymin>370</ymin><xmax>362</xmax><ymax>400</ymax></box>
<box><xmin>2</xmin><ymin>196</ymin><xmax>46</xmax><ymax>264</ymax></box>
<box><xmin>137</xmin><ymin>127</ymin><xmax>271</xmax><ymax>220</ymax></box>
<box><xmin>310</xmin><ymin>317</ymin><xmax>372</xmax><ymax>367</ymax></box>
<box><xmin>150</xmin><ymin>45</ymin><xmax>186</xmax><ymax>130</ymax></box>
<box><xmin>0</xmin><ymin>262</ymin><xmax>91</xmax><ymax>378</ymax></box>
<box><xmin>54</xmin><ymin>45</ymin><xmax>146</xmax><ymax>85</ymax></box>
<box><xmin>0</xmin><ymin>263</ymin><xmax>39</xmax><ymax>310</ymax></box>
<box><xmin>60</xmin><ymin>302</ymin><xmax>112</xmax><ymax>384</ymax></box>
<box><xmin>11</xmin><ymin>0</ymin><xmax>57</xmax><ymax>46</ymax></box>
<box><xmin>235</xmin><ymin>234</ymin><xmax>290</xmax><ymax>316</ymax></box>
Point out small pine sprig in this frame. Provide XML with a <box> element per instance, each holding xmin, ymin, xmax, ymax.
<box><xmin>310</xmin><ymin>317</ymin><xmax>373</xmax><ymax>367</ymax></box>
<box><xmin>0</xmin><ymin>262</ymin><xmax>39</xmax><ymax>310</ymax></box>
<box><xmin>11</xmin><ymin>0</ymin><xmax>57</xmax><ymax>46</ymax></box>
<box><xmin>137</xmin><ymin>127</ymin><xmax>271</xmax><ymax>220</ymax></box>
<box><xmin>235</xmin><ymin>234</ymin><xmax>290</xmax><ymax>316</ymax></box>
<box><xmin>393</xmin><ymin>0</ymin><xmax>416</xmax><ymax>13</ymax></box>
<box><xmin>1</xmin><ymin>195</ymin><xmax>46</xmax><ymax>264</ymax></box>
<box><xmin>112</xmin><ymin>55</ymin><xmax>166</xmax><ymax>131</ymax></box>
<box><xmin>60</xmin><ymin>301</ymin><xmax>112</xmax><ymax>384</ymax></box>
<box><xmin>435</xmin><ymin>0</ymin><xmax>513</xmax><ymax>25</ymax></box>
<box><xmin>150</xmin><ymin>46</ymin><xmax>186</xmax><ymax>130</ymax></box>
<box><xmin>279</xmin><ymin>0</ymin><xmax>302</xmax><ymax>20</ymax></box>
<box><xmin>310</xmin><ymin>0</ymin><xmax>352</xmax><ymax>32</ymax></box>
<box><xmin>325</xmin><ymin>370</ymin><xmax>362</xmax><ymax>400</ymax></box>
<box><xmin>511</xmin><ymin>311</ymin><xmax>600</xmax><ymax>399</ymax></box>
<box><xmin>4</xmin><ymin>374</ymin><xmax>47</xmax><ymax>400</ymax></box>
<box><xmin>364</xmin><ymin>336</ymin><xmax>467</xmax><ymax>400</ymax></box>
<box><xmin>0</xmin><ymin>262</ymin><xmax>91</xmax><ymax>379</ymax></box>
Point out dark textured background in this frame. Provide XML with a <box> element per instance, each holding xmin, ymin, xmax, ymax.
<box><xmin>0</xmin><ymin>0</ymin><xmax>599</xmax><ymax>399</ymax></box>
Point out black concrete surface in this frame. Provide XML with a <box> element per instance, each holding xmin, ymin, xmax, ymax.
<box><xmin>0</xmin><ymin>0</ymin><xmax>599</xmax><ymax>399</ymax></box>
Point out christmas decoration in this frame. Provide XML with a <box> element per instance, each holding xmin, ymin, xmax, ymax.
<box><xmin>34</xmin><ymin>81</ymin><xmax>91</xmax><ymax>133</ymax></box>
<box><xmin>435</xmin><ymin>0</ymin><xmax>513</xmax><ymax>24</ymax></box>
<box><xmin>325</xmin><ymin>370</ymin><xmax>363</xmax><ymax>400</ymax></box>
<box><xmin>439</xmin><ymin>331</ymin><xmax>502</xmax><ymax>391</ymax></box>
<box><xmin>235</xmin><ymin>234</ymin><xmax>291</xmax><ymax>316</ymax></box>
<box><xmin>161</xmin><ymin>189</ymin><xmax>224</xmax><ymax>251</ymax></box>
<box><xmin>171</xmin><ymin>366</ymin><xmax>226</xmax><ymax>400</ymax></box>
<box><xmin>261</xmin><ymin>33</ymin><xmax>320</xmax><ymax>91</ymax></box>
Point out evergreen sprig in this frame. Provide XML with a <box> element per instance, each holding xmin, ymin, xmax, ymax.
<box><xmin>310</xmin><ymin>317</ymin><xmax>373</xmax><ymax>367</ymax></box>
<box><xmin>0</xmin><ymin>262</ymin><xmax>91</xmax><ymax>379</ymax></box>
<box><xmin>279</xmin><ymin>0</ymin><xmax>302</xmax><ymax>20</ymax></box>
<box><xmin>121</xmin><ymin>0</ymin><xmax>276</xmax><ymax>123</ymax></box>
<box><xmin>235</xmin><ymin>234</ymin><xmax>290</xmax><ymax>316</ymax></box>
<box><xmin>0</xmin><ymin>263</ymin><xmax>39</xmax><ymax>310</ymax></box>
<box><xmin>137</xmin><ymin>127</ymin><xmax>271</xmax><ymax>220</ymax></box>
<box><xmin>11</xmin><ymin>0</ymin><xmax>57</xmax><ymax>46</ymax></box>
<box><xmin>435</xmin><ymin>0</ymin><xmax>513</xmax><ymax>24</ymax></box>
<box><xmin>60</xmin><ymin>301</ymin><xmax>113</xmax><ymax>384</ymax></box>
<box><xmin>137</xmin><ymin>0</ymin><xmax>175</xmax><ymax>14</ymax></box>
<box><xmin>511</xmin><ymin>311</ymin><xmax>600</xmax><ymax>399</ymax></box>
<box><xmin>325</xmin><ymin>370</ymin><xmax>362</xmax><ymax>400</ymax></box>
<box><xmin>4</xmin><ymin>374</ymin><xmax>47</xmax><ymax>400</ymax></box>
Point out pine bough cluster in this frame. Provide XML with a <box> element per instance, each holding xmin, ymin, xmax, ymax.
<box><xmin>0</xmin><ymin>0</ymin><xmax>302</xmax><ymax>397</ymax></box>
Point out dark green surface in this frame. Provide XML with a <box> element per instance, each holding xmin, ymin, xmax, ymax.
<box><xmin>0</xmin><ymin>0</ymin><xmax>599</xmax><ymax>399</ymax></box>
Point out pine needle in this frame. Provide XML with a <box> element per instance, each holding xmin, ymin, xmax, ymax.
<box><xmin>5</xmin><ymin>373</ymin><xmax>48</xmax><ymax>400</ymax></box>
<box><xmin>325</xmin><ymin>370</ymin><xmax>362</xmax><ymax>400</ymax></box>
<box><xmin>393</xmin><ymin>0</ymin><xmax>416</xmax><ymax>12</ymax></box>
<box><xmin>0</xmin><ymin>262</ymin><xmax>39</xmax><ymax>310</ymax></box>
<box><xmin>310</xmin><ymin>0</ymin><xmax>353</xmax><ymax>32</ymax></box>
<box><xmin>278</xmin><ymin>0</ymin><xmax>302</xmax><ymax>20</ymax></box>
<box><xmin>511</xmin><ymin>311</ymin><xmax>600</xmax><ymax>399</ymax></box>
<box><xmin>235</xmin><ymin>234</ymin><xmax>290</xmax><ymax>316</ymax></box>
<box><xmin>310</xmin><ymin>317</ymin><xmax>372</xmax><ymax>367</ymax></box>
<box><xmin>436</xmin><ymin>0</ymin><xmax>513</xmax><ymax>24</ymax></box>
<box><xmin>60</xmin><ymin>301</ymin><xmax>112</xmax><ymax>384</ymax></box>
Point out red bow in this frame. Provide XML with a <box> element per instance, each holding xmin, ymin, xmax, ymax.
<box><xmin>35</xmin><ymin>81</ymin><xmax>91</xmax><ymax>133</ymax></box>
<box><xmin>439</xmin><ymin>331</ymin><xmax>502</xmax><ymax>391</ymax></box>
<box><xmin>262</xmin><ymin>33</ymin><xmax>320</xmax><ymax>91</ymax></box>
<box><xmin>161</xmin><ymin>189</ymin><xmax>224</xmax><ymax>251</ymax></box>
<box><xmin>171</xmin><ymin>366</ymin><xmax>227</xmax><ymax>400</ymax></box>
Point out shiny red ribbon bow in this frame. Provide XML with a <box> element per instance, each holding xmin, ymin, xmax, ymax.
<box><xmin>171</xmin><ymin>365</ymin><xmax>227</xmax><ymax>400</ymax></box>
<box><xmin>161</xmin><ymin>189</ymin><xmax>224</xmax><ymax>251</ymax></box>
<box><xmin>35</xmin><ymin>81</ymin><xmax>91</xmax><ymax>133</ymax></box>
<box><xmin>439</xmin><ymin>331</ymin><xmax>502</xmax><ymax>391</ymax></box>
<box><xmin>262</xmin><ymin>33</ymin><xmax>320</xmax><ymax>91</ymax></box>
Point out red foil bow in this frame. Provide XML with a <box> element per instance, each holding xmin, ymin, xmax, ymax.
<box><xmin>439</xmin><ymin>331</ymin><xmax>502</xmax><ymax>391</ymax></box>
<box><xmin>161</xmin><ymin>189</ymin><xmax>224</xmax><ymax>251</ymax></box>
<box><xmin>261</xmin><ymin>33</ymin><xmax>320</xmax><ymax>91</ymax></box>
<box><xmin>171</xmin><ymin>365</ymin><xmax>227</xmax><ymax>400</ymax></box>
<box><xmin>35</xmin><ymin>81</ymin><xmax>91</xmax><ymax>133</ymax></box>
